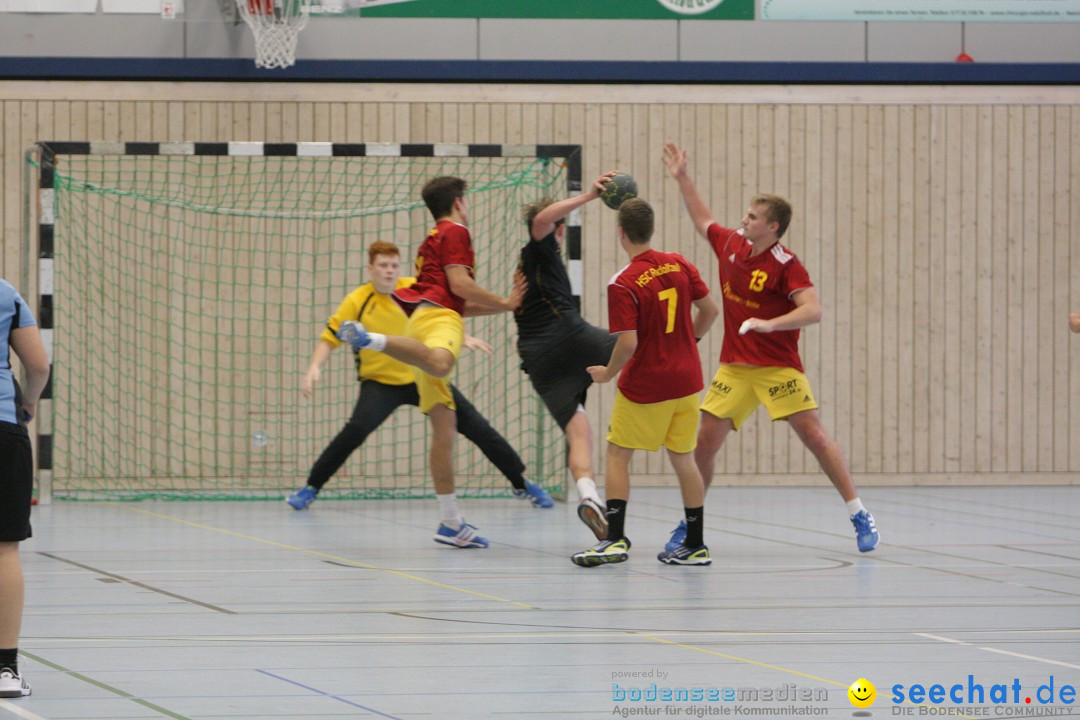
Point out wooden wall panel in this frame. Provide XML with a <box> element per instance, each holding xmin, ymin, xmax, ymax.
<box><xmin>2</xmin><ymin>82</ymin><xmax>1078</xmax><ymax>486</ymax></box>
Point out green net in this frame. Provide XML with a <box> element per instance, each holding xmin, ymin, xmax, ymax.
<box><xmin>47</xmin><ymin>152</ymin><xmax>567</xmax><ymax>500</ymax></box>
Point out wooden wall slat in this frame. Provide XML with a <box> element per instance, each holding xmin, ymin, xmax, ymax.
<box><xmin>4</xmin><ymin>86</ymin><xmax>1078</xmax><ymax>486</ymax></box>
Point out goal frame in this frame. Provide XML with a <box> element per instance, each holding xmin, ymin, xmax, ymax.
<box><xmin>31</xmin><ymin>140</ymin><xmax>583</xmax><ymax>504</ymax></box>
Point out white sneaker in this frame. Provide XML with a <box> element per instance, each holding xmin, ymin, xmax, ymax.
<box><xmin>0</xmin><ymin>668</ymin><xmax>30</xmax><ymax>697</ymax></box>
<box><xmin>577</xmin><ymin>497</ymin><xmax>608</xmax><ymax>541</ymax></box>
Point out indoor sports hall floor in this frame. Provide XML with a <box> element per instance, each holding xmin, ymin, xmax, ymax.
<box><xmin>4</xmin><ymin>485</ymin><xmax>1078</xmax><ymax>720</ymax></box>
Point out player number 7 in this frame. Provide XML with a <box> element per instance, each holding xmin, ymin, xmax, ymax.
<box><xmin>658</xmin><ymin>287</ymin><xmax>678</xmax><ymax>334</ymax></box>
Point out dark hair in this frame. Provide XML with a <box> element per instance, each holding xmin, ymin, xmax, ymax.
<box><xmin>751</xmin><ymin>194</ymin><xmax>793</xmax><ymax>239</ymax></box>
<box><xmin>521</xmin><ymin>197</ymin><xmax>565</xmax><ymax>230</ymax></box>
<box><xmin>617</xmin><ymin>198</ymin><xmax>654</xmax><ymax>244</ymax></box>
<box><xmin>422</xmin><ymin>176</ymin><xmax>468</xmax><ymax>220</ymax></box>
<box><xmin>367</xmin><ymin>241</ymin><xmax>400</xmax><ymax>264</ymax></box>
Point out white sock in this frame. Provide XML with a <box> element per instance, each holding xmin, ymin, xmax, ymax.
<box><xmin>576</xmin><ymin>477</ymin><xmax>599</xmax><ymax>503</ymax></box>
<box><xmin>846</xmin><ymin>498</ymin><xmax>867</xmax><ymax>516</ymax></box>
<box><xmin>437</xmin><ymin>493</ymin><xmax>462</xmax><ymax>528</ymax></box>
<box><xmin>367</xmin><ymin>332</ymin><xmax>387</xmax><ymax>352</ymax></box>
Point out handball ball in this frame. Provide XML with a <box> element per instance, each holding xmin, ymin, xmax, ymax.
<box><xmin>600</xmin><ymin>172</ymin><xmax>638</xmax><ymax>210</ymax></box>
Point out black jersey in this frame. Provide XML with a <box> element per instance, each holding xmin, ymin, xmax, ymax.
<box><xmin>514</xmin><ymin>232</ymin><xmax>587</xmax><ymax>354</ymax></box>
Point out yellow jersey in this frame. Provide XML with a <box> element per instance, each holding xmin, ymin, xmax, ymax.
<box><xmin>321</xmin><ymin>277</ymin><xmax>417</xmax><ymax>385</ymax></box>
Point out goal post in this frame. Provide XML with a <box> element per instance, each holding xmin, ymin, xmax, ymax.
<box><xmin>32</xmin><ymin>141</ymin><xmax>583</xmax><ymax>502</ymax></box>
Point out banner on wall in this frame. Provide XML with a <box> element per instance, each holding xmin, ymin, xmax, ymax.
<box><xmin>761</xmin><ymin>0</ymin><xmax>1080</xmax><ymax>21</ymax></box>
<box><xmin>311</xmin><ymin>0</ymin><xmax>754</xmax><ymax>19</ymax></box>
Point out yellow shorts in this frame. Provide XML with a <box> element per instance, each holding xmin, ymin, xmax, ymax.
<box><xmin>404</xmin><ymin>305</ymin><xmax>464</xmax><ymax>414</ymax></box>
<box><xmin>607</xmin><ymin>390</ymin><xmax>700</xmax><ymax>453</ymax></box>
<box><xmin>700</xmin><ymin>364</ymin><xmax>818</xmax><ymax>430</ymax></box>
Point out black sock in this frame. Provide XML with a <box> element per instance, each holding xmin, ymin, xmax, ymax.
<box><xmin>0</xmin><ymin>648</ymin><xmax>17</xmax><ymax>675</ymax></box>
<box><xmin>605</xmin><ymin>499</ymin><xmax>627</xmax><ymax>541</ymax></box>
<box><xmin>684</xmin><ymin>506</ymin><xmax>704</xmax><ymax>548</ymax></box>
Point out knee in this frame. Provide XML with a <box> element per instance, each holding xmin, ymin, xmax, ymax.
<box><xmin>429</xmin><ymin>354</ymin><xmax>455</xmax><ymax>378</ymax></box>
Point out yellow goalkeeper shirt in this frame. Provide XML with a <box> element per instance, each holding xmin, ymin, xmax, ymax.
<box><xmin>321</xmin><ymin>277</ymin><xmax>417</xmax><ymax>386</ymax></box>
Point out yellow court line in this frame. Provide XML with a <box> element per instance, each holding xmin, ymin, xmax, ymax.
<box><xmin>639</xmin><ymin>634</ymin><xmax>845</xmax><ymax>687</ymax></box>
<box><xmin>117</xmin><ymin>505</ymin><xmax>536</xmax><ymax>609</ymax></box>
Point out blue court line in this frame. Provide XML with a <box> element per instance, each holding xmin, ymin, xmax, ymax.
<box><xmin>255</xmin><ymin>669</ymin><xmax>406</xmax><ymax>720</ymax></box>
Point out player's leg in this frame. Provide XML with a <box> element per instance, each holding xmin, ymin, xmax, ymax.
<box><xmin>695</xmin><ymin>411</ymin><xmax>735</xmax><ymax>490</ymax></box>
<box><xmin>786</xmin><ymin>409</ymin><xmax>879</xmax><ymax>552</ymax></box>
<box><xmin>289</xmin><ymin>381</ymin><xmax>412</xmax><ymax>509</ymax></box>
<box><xmin>450</xmin><ymin>385</ymin><xmax>551</xmax><ymax>508</ymax></box>
<box><xmin>570</xmin><ymin>441</ymin><xmax>633</xmax><ymax>567</ymax></box>
<box><xmin>656</xmin><ymin>395</ymin><xmax>711</xmax><ymax>566</ymax></box>
<box><xmin>0</xmin><ymin>430</ymin><xmax>32</xmax><ymax>698</ymax></box>
<box><xmin>757</xmin><ymin>367</ymin><xmax>878</xmax><ymax>552</ymax></box>
<box><xmin>666</xmin><ymin>366</ymin><xmax>752</xmax><ymax>550</ymax></box>
<box><xmin>342</xmin><ymin>306</ymin><xmax>459</xmax><ymax>378</ymax></box>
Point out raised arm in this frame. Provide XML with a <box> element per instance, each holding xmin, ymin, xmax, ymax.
<box><xmin>530</xmin><ymin>171</ymin><xmax>618</xmax><ymax>240</ymax></box>
<box><xmin>662</xmin><ymin>142</ymin><xmax>715</xmax><ymax>239</ymax></box>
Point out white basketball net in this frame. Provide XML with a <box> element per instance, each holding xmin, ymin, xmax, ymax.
<box><xmin>235</xmin><ymin>0</ymin><xmax>310</xmax><ymax>69</ymax></box>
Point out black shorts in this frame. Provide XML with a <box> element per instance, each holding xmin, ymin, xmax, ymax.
<box><xmin>0</xmin><ymin>423</ymin><xmax>33</xmax><ymax>542</ymax></box>
<box><xmin>520</xmin><ymin>324</ymin><xmax>617</xmax><ymax>429</ymax></box>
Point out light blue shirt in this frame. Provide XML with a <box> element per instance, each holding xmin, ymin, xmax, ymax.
<box><xmin>0</xmin><ymin>279</ymin><xmax>37</xmax><ymax>425</ymax></box>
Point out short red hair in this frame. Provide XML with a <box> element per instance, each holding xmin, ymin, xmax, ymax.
<box><xmin>367</xmin><ymin>241</ymin><xmax>401</xmax><ymax>265</ymax></box>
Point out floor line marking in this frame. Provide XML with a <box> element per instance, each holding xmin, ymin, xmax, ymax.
<box><xmin>0</xmin><ymin>700</ymin><xmax>51</xmax><ymax>720</ymax></box>
<box><xmin>975</xmin><ymin>647</ymin><xmax>1080</xmax><ymax>670</ymax></box>
<box><xmin>17</xmin><ymin>650</ymin><xmax>192</xmax><ymax>720</ymax></box>
<box><xmin>255</xmin><ymin>669</ymin><xmax>406</xmax><ymax>719</ymax></box>
<box><xmin>637</xmin><ymin>634</ymin><xmax>845</xmax><ymax>686</ymax></box>
<box><xmin>117</xmin><ymin>505</ymin><xmax>536</xmax><ymax>609</ymax></box>
<box><xmin>918</xmin><ymin>633</ymin><xmax>1080</xmax><ymax>670</ymax></box>
<box><xmin>35</xmin><ymin>552</ymin><xmax>234</xmax><ymax>614</ymax></box>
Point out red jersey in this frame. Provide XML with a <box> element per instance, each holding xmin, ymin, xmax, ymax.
<box><xmin>607</xmin><ymin>248</ymin><xmax>710</xmax><ymax>404</ymax></box>
<box><xmin>393</xmin><ymin>220</ymin><xmax>474</xmax><ymax>316</ymax></box>
<box><xmin>706</xmin><ymin>223</ymin><xmax>813</xmax><ymax>372</ymax></box>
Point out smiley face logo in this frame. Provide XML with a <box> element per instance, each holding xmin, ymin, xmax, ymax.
<box><xmin>848</xmin><ymin>678</ymin><xmax>876</xmax><ymax>708</ymax></box>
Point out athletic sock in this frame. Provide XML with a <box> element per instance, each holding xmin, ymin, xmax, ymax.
<box><xmin>437</xmin><ymin>493</ymin><xmax>463</xmax><ymax>529</ymax></box>
<box><xmin>605</xmin><ymin>499</ymin><xmax>627</xmax><ymax>541</ymax></box>
<box><xmin>684</xmin><ymin>506</ymin><xmax>704</xmax><ymax>548</ymax></box>
<box><xmin>366</xmin><ymin>332</ymin><xmax>388</xmax><ymax>352</ymax></box>
<box><xmin>576</xmin><ymin>476</ymin><xmax>599</xmax><ymax>503</ymax></box>
<box><xmin>0</xmin><ymin>648</ymin><xmax>17</xmax><ymax>675</ymax></box>
<box><xmin>846</xmin><ymin>498</ymin><xmax>867</xmax><ymax>516</ymax></box>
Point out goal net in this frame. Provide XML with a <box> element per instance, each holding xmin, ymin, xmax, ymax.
<box><xmin>35</xmin><ymin>142</ymin><xmax>578</xmax><ymax>501</ymax></box>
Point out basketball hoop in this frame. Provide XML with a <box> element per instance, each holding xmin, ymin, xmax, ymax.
<box><xmin>235</xmin><ymin>0</ymin><xmax>310</xmax><ymax>69</ymax></box>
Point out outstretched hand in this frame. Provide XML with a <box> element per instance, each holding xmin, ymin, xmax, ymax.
<box><xmin>591</xmin><ymin>170</ymin><xmax>619</xmax><ymax>197</ymax></box>
<box><xmin>662</xmin><ymin>142</ymin><xmax>689</xmax><ymax>180</ymax></box>
<box><xmin>463</xmin><ymin>335</ymin><xmax>494</xmax><ymax>355</ymax></box>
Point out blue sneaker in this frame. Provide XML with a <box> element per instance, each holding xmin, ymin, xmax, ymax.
<box><xmin>664</xmin><ymin>519</ymin><xmax>688</xmax><ymax>552</ymax></box>
<box><xmin>337</xmin><ymin>320</ymin><xmax>370</xmax><ymax>350</ymax></box>
<box><xmin>657</xmin><ymin>543</ymin><xmax>712</xmax><ymax>566</ymax></box>
<box><xmin>433</xmin><ymin>521</ymin><xmax>489</xmax><ymax>549</ymax></box>
<box><xmin>851</xmin><ymin>510</ymin><xmax>879</xmax><ymax>552</ymax></box>
<box><xmin>286</xmin><ymin>485</ymin><xmax>317</xmax><ymax>510</ymax></box>
<box><xmin>513</xmin><ymin>481</ymin><xmax>554</xmax><ymax>508</ymax></box>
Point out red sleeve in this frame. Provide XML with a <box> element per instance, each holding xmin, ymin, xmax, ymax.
<box><xmin>706</xmin><ymin>223</ymin><xmax>737</xmax><ymax>260</ymax></box>
<box><xmin>442</xmin><ymin>224</ymin><xmax>474</xmax><ymax>269</ymax></box>
<box><xmin>607</xmin><ymin>281</ymin><xmax>638</xmax><ymax>334</ymax></box>
<box><xmin>780</xmin><ymin>255</ymin><xmax>813</xmax><ymax>297</ymax></box>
